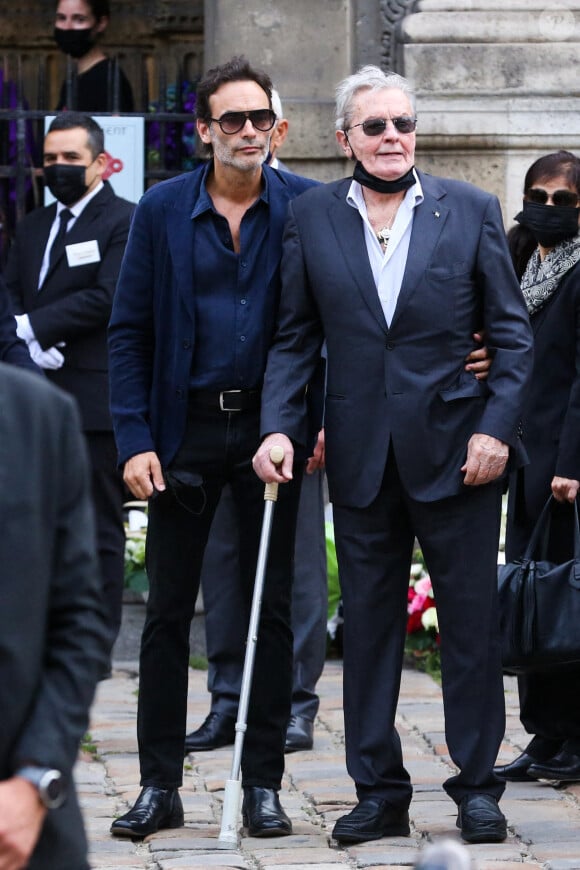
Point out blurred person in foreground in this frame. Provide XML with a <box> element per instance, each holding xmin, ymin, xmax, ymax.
<box><xmin>0</xmin><ymin>361</ymin><xmax>108</xmax><ymax>870</ymax></box>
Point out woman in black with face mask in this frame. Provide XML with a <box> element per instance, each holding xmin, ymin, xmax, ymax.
<box><xmin>494</xmin><ymin>151</ymin><xmax>580</xmax><ymax>786</ymax></box>
<box><xmin>54</xmin><ymin>0</ymin><xmax>134</xmax><ymax>112</ymax></box>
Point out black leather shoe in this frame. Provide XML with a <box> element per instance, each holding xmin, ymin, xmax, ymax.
<box><xmin>332</xmin><ymin>798</ymin><xmax>410</xmax><ymax>843</ymax></box>
<box><xmin>456</xmin><ymin>794</ymin><xmax>507</xmax><ymax>844</ymax></box>
<box><xmin>285</xmin><ymin>715</ymin><xmax>314</xmax><ymax>753</ymax></box>
<box><xmin>493</xmin><ymin>751</ymin><xmax>538</xmax><ymax>782</ymax></box>
<box><xmin>110</xmin><ymin>786</ymin><xmax>184</xmax><ymax>838</ymax></box>
<box><xmin>184</xmin><ymin>712</ymin><xmax>236</xmax><ymax>753</ymax></box>
<box><xmin>242</xmin><ymin>786</ymin><xmax>292</xmax><ymax>837</ymax></box>
<box><xmin>528</xmin><ymin>749</ymin><xmax>580</xmax><ymax>783</ymax></box>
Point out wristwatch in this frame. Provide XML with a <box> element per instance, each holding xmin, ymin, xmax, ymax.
<box><xmin>15</xmin><ymin>766</ymin><xmax>66</xmax><ymax>809</ymax></box>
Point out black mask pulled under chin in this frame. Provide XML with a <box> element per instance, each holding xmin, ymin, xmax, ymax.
<box><xmin>353</xmin><ymin>160</ymin><xmax>416</xmax><ymax>194</ymax></box>
<box><xmin>515</xmin><ymin>200</ymin><xmax>580</xmax><ymax>248</ymax></box>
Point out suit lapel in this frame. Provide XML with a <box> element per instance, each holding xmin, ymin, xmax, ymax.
<box><xmin>390</xmin><ymin>178</ymin><xmax>448</xmax><ymax>327</ymax></box>
<box><xmin>328</xmin><ymin>181</ymin><xmax>389</xmax><ymax>333</ymax></box>
<box><xmin>32</xmin><ymin>206</ymin><xmax>58</xmax><ymax>292</ymax></box>
<box><xmin>166</xmin><ymin>173</ymin><xmax>201</xmax><ymax>323</ymax></box>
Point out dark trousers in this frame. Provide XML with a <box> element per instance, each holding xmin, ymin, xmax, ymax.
<box><xmin>200</xmin><ymin>468</ymin><xmax>328</xmax><ymax>722</ymax></box>
<box><xmin>138</xmin><ymin>400</ymin><xmax>302</xmax><ymax>789</ymax></box>
<box><xmin>85</xmin><ymin>430</ymin><xmax>126</xmax><ymax>653</ymax></box>
<box><xmin>333</xmin><ymin>449</ymin><xmax>506</xmax><ymax>807</ymax></box>
<box><xmin>506</xmin><ymin>497</ymin><xmax>580</xmax><ymax>746</ymax></box>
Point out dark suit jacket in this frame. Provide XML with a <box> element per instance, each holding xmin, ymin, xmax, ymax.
<box><xmin>261</xmin><ymin>171</ymin><xmax>534</xmax><ymax>506</ymax></box>
<box><xmin>0</xmin><ymin>277</ymin><xmax>38</xmax><ymax>370</ymax></box>
<box><xmin>509</xmin><ymin>260</ymin><xmax>580</xmax><ymax>523</ymax></box>
<box><xmin>0</xmin><ymin>363</ymin><xmax>109</xmax><ymax>869</ymax></box>
<box><xmin>5</xmin><ymin>181</ymin><xmax>134</xmax><ymax>431</ymax></box>
<box><xmin>109</xmin><ymin>162</ymin><xmax>317</xmax><ymax>468</ymax></box>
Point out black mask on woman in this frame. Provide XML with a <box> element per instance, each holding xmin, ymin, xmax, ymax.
<box><xmin>515</xmin><ymin>200</ymin><xmax>580</xmax><ymax>248</ymax></box>
<box><xmin>44</xmin><ymin>163</ymin><xmax>88</xmax><ymax>206</ymax></box>
<box><xmin>53</xmin><ymin>26</ymin><xmax>96</xmax><ymax>59</ymax></box>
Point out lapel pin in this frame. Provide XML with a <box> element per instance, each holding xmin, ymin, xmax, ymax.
<box><xmin>433</xmin><ymin>210</ymin><xmax>440</xmax><ymax>218</ymax></box>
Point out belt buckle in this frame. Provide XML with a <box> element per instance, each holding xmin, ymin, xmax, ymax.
<box><xmin>219</xmin><ymin>389</ymin><xmax>242</xmax><ymax>412</ymax></box>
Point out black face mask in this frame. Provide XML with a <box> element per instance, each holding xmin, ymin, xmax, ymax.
<box><xmin>44</xmin><ymin>163</ymin><xmax>89</xmax><ymax>206</ymax></box>
<box><xmin>352</xmin><ymin>161</ymin><xmax>416</xmax><ymax>194</ymax></box>
<box><xmin>53</xmin><ymin>26</ymin><xmax>96</xmax><ymax>59</ymax></box>
<box><xmin>515</xmin><ymin>200</ymin><xmax>580</xmax><ymax>248</ymax></box>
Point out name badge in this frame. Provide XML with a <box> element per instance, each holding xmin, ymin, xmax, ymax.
<box><xmin>65</xmin><ymin>239</ymin><xmax>101</xmax><ymax>267</ymax></box>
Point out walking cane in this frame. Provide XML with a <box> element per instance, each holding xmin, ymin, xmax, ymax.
<box><xmin>217</xmin><ymin>445</ymin><xmax>286</xmax><ymax>848</ymax></box>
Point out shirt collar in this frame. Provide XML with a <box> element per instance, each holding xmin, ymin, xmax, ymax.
<box><xmin>346</xmin><ymin>167</ymin><xmax>424</xmax><ymax>212</ymax></box>
<box><xmin>191</xmin><ymin>160</ymin><xmax>270</xmax><ymax>220</ymax></box>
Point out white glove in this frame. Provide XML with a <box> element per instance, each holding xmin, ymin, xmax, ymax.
<box><xmin>14</xmin><ymin>313</ymin><xmax>35</xmax><ymax>344</ymax></box>
<box><xmin>28</xmin><ymin>338</ymin><xmax>65</xmax><ymax>370</ymax></box>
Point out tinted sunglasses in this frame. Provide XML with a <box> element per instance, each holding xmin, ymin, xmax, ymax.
<box><xmin>526</xmin><ymin>187</ymin><xmax>579</xmax><ymax>208</ymax></box>
<box><xmin>347</xmin><ymin>116</ymin><xmax>417</xmax><ymax>136</ymax></box>
<box><xmin>210</xmin><ymin>109</ymin><xmax>277</xmax><ymax>135</ymax></box>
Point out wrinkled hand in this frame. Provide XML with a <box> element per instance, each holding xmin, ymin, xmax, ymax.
<box><xmin>465</xmin><ymin>331</ymin><xmax>492</xmax><ymax>381</ymax></box>
<box><xmin>551</xmin><ymin>476</ymin><xmax>580</xmax><ymax>503</ymax></box>
<box><xmin>461</xmin><ymin>433</ymin><xmax>508</xmax><ymax>486</ymax></box>
<box><xmin>27</xmin><ymin>339</ymin><xmax>64</xmax><ymax>370</ymax></box>
<box><xmin>252</xmin><ymin>433</ymin><xmax>294</xmax><ymax>483</ymax></box>
<box><xmin>123</xmin><ymin>451</ymin><xmax>165</xmax><ymax>500</ymax></box>
<box><xmin>0</xmin><ymin>778</ymin><xmax>46</xmax><ymax>870</ymax></box>
<box><xmin>306</xmin><ymin>429</ymin><xmax>325</xmax><ymax>474</ymax></box>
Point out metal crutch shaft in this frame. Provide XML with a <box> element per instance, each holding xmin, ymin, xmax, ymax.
<box><xmin>218</xmin><ymin>445</ymin><xmax>285</xmax><ymax>847</ymax></box>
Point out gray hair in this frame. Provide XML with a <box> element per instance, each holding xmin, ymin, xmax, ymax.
<box><xmin>335</xmin><ymin>65</ymin><xmax>416</xmax><ymax>131</ymax></box>
<box><xmin>271</xmin><ymin>87</ymin><xmax>283</xmax><ymax>120</ymax></box>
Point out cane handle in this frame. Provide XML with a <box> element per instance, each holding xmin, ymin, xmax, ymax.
<box><xmin>264</xmin><ymin>445</ymin><xmax>284</xmax><ymax>501</ymax></box>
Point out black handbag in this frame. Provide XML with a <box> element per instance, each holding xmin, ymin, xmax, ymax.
<box><xmin>497</xmin><ymin>495</ymin><xmax>580</xmax><ymax>673</ymax></box>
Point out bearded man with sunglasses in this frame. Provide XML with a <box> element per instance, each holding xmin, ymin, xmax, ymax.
<box><xmin>108</xmin><ymin>56</ymin><xmax>317</xmax><ymax>840</ymax></box>
<box><xmin>254</xmin><ymin>66</ymin><xmax>533</xmax><ymax>845</ymax></box>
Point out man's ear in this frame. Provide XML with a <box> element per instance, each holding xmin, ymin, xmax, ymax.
<box><xmin>336</xmin><ymin>129</ymin><xmax>352</xmax><ymax>160</ymax></box>
<box><xmin>196</xmin><ymin>117</ymin><xmax>212</xmax><ymax>146</ymax></box>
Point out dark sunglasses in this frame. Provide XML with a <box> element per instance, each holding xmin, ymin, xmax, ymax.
<box><xmin>347</xmin><ymin>116</ymin><xmax>417</xmax><ymax>136</ymax></box>
<box><xmin>526</xmin><ymin>187</ymin><xmax>579</xmax><ymax>208</ymax></box>
<box><xmin>210</xmin><ymin>109</ymin><xmax>277</xmax><ymax>135</ymax></box>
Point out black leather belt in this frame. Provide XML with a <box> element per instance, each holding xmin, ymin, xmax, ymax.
<box><xmin>189</xmin><ymin>389</ymin><xmax>261</xmax><ymax>412</ymax></box>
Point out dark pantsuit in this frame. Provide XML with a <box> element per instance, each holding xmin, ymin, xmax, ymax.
<box><xmin>86</xmin><ymin>430</ymin><xmax>126</xmax><ymax>652</ymax></box>
<box><xmin>138</xmin><ymin>400</ymin><xmax>302</xmax><ymax>789</ymax></box>
<box><xmin>200</xmin><ymin>469</ymin><xmax>327</xmax><ymax>722</ymax></box>
<box><xmin>333</xmin><ymin>449</ymin><xmax>506</xmax><ymax>807</ymax></box>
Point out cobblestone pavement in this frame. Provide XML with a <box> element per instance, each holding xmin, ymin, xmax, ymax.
<box><xmin>80</xmin><ymin>656</ymin><xmax>580</xmax><ymax>870</ymax></box>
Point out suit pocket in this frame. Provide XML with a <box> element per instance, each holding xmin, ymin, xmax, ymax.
<box><xmin>438</xmin><ymin>378</ymin><xmax>489</xmax><ymax>402</ymax></box>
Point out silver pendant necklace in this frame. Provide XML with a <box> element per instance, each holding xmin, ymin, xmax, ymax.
<box><xmin>377</xmin><ymin>225</ymin><xmax>392</xmax><ymax>247</ymax></box>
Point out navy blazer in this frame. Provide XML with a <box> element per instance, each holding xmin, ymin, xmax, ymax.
<box><xmin>261</xmin><ymin>172</ymin><xmax>534</xmax><ymax>506</ymax></box>
<box><xmin>509</xmin><ymin>260</ymin><xmax>580</xmax><ymax>522</ymax></box>
<box><xmin>5</xmin><ymin>181</ymin><xmax>134</xmax><ymax>430</ymax></box>
<box><xmin>109</xmin><ymin>162</ymin><xmax>317</xmax><ymax>468</ymax></box>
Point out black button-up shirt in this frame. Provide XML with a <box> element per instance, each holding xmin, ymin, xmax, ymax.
<box><xmin>189</xmin><ymin>164</ymin><xmax>275</xmax><ymax>391</ymax></box>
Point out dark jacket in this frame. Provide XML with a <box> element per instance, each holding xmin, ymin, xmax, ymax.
<box><xmin>5</xmin><ymin>181</ymin><xmax>134</xmax><ymax>430</ymax></box>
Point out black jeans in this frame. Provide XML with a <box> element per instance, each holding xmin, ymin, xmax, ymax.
<box><xmin>138</xmin><ymin>399</ymin><xmax>302</xmax><ymax>789</ymax></box>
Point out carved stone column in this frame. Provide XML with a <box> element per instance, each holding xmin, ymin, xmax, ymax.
<box><xmin>398</xmin><ymin>0</ymin><xmax>580</xmax><ymax>220</ymax></box>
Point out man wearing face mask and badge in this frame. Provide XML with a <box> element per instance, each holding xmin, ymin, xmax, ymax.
<box><xmin>54</xmin><ymin>0</ymin><xmax>134</xmax><ymax>113</ymax></box>
<box><xmin>5</xmin><ymin>112</ymin><xmax>135</xmax><ymax>674</ymax></box>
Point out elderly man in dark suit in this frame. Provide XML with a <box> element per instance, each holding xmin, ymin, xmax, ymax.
<box><xmin>254</xmin><ymin>66</ymin><xmax>533</xmax><ymax>846</ymax></box>
<box><xmin>0</xmin><ymin>361</ymin><xmax>109</xmax><ymax>870</ymax></box>
<box><xmin>5</xmin><ymin>112</ymin><xmax>134</xmax><ymax>663</ymax></box>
